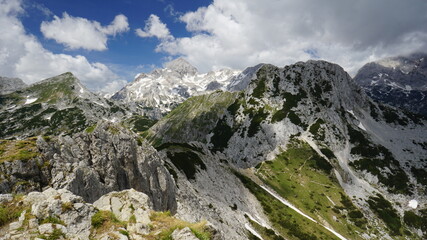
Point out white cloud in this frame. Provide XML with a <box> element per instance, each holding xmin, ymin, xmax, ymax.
<box><xmin>0</xmin><ymin>0</ymin><xmax>125</xmax><ymax>93</ymax></box>
<box><xmin>40</xmin><ymin>12</ymin><xmax>129</xmax><ymax>51</ymax></box>
<box><xmin>155</xmin><ymin>0</ymin><xmax>427</xmax><ymax>75</ymax></box>
<box><xmin>135</xmin><ymin>14</ymin><xmax>173</xmax><ymax>40</ymax></box>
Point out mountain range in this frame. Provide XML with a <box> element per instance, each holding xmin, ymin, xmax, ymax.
<box><xmin>354</xmin><ymin>53</ymin><xmax>427</xmax><ymax>116</ymax></box>
<box><xmin>0</xmin><ymin>56</ymin><xmax>426</xmax><ymax>240</ymax></box>
<box><xmin>112</xmin><ymin>58</ymin><xmax>240</xmax><ymax>118</ymax></box>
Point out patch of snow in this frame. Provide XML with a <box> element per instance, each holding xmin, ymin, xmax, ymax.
<box><xmin>6</xmin><ymin>105</ymin><xmax>16</xmax><ymax>110</ymax></box>
<box><xmin>346</xmin><ymin>109</ymin><xmax>355</xmax><ymax>117</ymax></box>
<box><xmin>408</xmin><ymin>200</ymin><xmax>418</xmax><ymax>209</ymax></box>
<box><xmin>25</xmin><ymin>97</ymin><xmax>38</xmax><ymax>104</ymax></box>
<box><xmin>326</xmin><ymin>196</ymin><xmax>336</xmax><ymax>206</ymax></box>
<box><xmin>405</xmin><ymin>85</ymin><xmax>412</xmax><ymax>91</ymax></box>
<box><xmin>245</xmin><ymin>223</ymin><xmax>263</xmax><ymax>240</ymax></box>
<box><xmin>358</xmin><ymin>122</ymin><xmax>367</xmax><ymax>131</ymax></box>
<box><xmin>260</xmin><ymin>185</ymin><xmax>348</xmax><ymax>240</ymax></box>
<box><xmin>260</xmin><ymin>185</ymin><xmax>316</xmax><ymax>222</ymax></box>
<box><xmin>245</xmin><ymin>213</ymin><xmax>270</xmax><ymax>229</ymax></box>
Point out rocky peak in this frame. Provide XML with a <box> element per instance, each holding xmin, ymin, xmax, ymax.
<box><xmin>0</xmin><ymin>77</ymin><xmax>27</xmax><ymax>95</ymax></box>
<box><xmin>354</xmin><ymin>52</ymin><xmax>427</xmax><ymax>116</ymax></box>
<box><xmin>355</xmin><ymin>52</ymin><xmax>427</xmax><ymax>90</ymax></box>
<box><xmin>164</xmin><ymin>57</ymin><xmax>198</xmax><ymax>76</ymax></box>
<box><xmin>227</xmin><ymin>63</ymin><xmax>265</xmax><ymax>91</ymax></box>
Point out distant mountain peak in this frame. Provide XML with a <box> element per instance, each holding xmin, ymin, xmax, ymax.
<box><xmin>164</xmin><ymin>57</ymin><xmax>198</xmax><ymax>76</ymax></box>
<box><xmin>0</xmin><ymin>76</ymin><xmax>27</xmax><ymax>95</ymax></box>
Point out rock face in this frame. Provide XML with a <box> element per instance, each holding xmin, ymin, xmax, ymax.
<box><xmin>0</xmin><ymin>122</ymin><xmax>177</xmax><ymax>212</ymax></box>
<box><xmin>43</xmin><ymin>122</ymin><xmax>176</xmax><ymax>211</ymax></box>
<box><xmin>354</xmin><ymin>52</ymin><xmax>427</xmax><ymax>116</ymax></box>
<box><xmin>111</xmin><ymin>58</ymin><xmax>240</xmax><ymax>116</ymax></box>
<box><xmin>0</xmin><ymin>77</ymin><xmax>27</xmax><ymax>95</ymax></box>
<box><xmin>93</xmin><ymin>189</ymin><xmax>152</xmax><ymax>224</ymax></box>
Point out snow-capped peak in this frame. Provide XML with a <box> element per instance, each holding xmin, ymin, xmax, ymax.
<box><xmin>111</xmin><ymin>58</ymin><xmax>240</xmax><ymax>116</ymax></box>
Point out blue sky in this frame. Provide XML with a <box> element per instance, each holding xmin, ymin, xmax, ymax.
<box><xmin>22</xmin><ymin>0</ymin><xmax>211</xmax><ymax>79</ymax></box>
<box><xmin>1</xmin><ymin>0</ymin><xmax>427</xmax><ymax>93</ymax></box>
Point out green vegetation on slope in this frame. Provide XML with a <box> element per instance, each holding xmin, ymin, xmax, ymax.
<box><xmin>255</xmin><ymin>140</ymin><xmax>369</xmax><ymax>239</ymax></box>
<box><xmin>234</xmin><ymin>170</ymin><xmax>340</xmax><ymax>240</ymax></box>
<box><xmin>347</xmin><ymin>125</ymin><xmax>412</xmax><ymax>195</ymax></box>
<box><xmin>0</xmin><ymin>138</ymin><xmax>39</xmax><ymax>163</ymax></box>
<box><xmin>147</xmin><ymin>91</ymin><xmax>238</xmax><ymax>147</ymax></box>
<box><xmin>367</xmin><ymin>194</ymin><xmax>402</xmax><ymax>236</ymax></box>
<box><xmin>0</xmin><ymin>195</ymin><xmax>28</xmax><ymax>227</ymax></box>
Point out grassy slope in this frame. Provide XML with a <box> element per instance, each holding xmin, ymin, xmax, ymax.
<box><xmin>146</xmin><ymin>91</ymin><xmax>238</xmax><ymax>146</ymax></box>
<box><xmin>254</xmin><ymin>140</ymin><xmax>372</xmax><ymax>239</ymax></box>
<box><xmin>0</xmin><ymin>138</ymin><xmax>39</xmax><ymax>163</ymax></box>
<box><xmin>234</xmin><ymin>170</ymin><xmax>339</xmax><ymax>240</ymax></box>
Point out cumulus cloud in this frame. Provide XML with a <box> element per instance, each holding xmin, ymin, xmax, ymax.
<box><xmin>0</xmin><ymin>0</ymin><xmax>125</xmax><ymax>93</ymax></box>
<box><xmin>135</xmin><ymin>14</ymin><xmax>173</xmax><ymax>40</ymax></box>
<box><xmin>155</xmin><ymin>0</ymin><xmax>427</xmax><ymax>74</ymax></box>
<box><xmin>41</xmin><ymin>13</ymin><xmax>129</xmax><ymax>51</ymax></box>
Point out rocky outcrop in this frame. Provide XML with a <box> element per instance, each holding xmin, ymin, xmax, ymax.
<box><xmin>41</xmin><ymin>122</ymin><xmax>176</xmax><ymax>211</ymax></box>
<box><xmin>0</xmin><ymin>77</ymin><xmax>27</xmax><ymax>95</ymax></box>
<box><xmin>1</xmin><ymin>188</ymin><xmax>95</xmax><ymax>240</ymax></box>
<box><xmin>171</xmin><ymin>227</ymin><xmax>199</xmax><ymax>240</ymax></box>
<box><xmin>1</xmin><ymin>188</ymin><xmax>213</xmax><ymax>240</ymax></box>
<box><xmin>0</xmin><ymin>158</ymin><xmax>50</xmax><ymax>194</ymax></box>
<box><xmin>0</xmin><ymin>122</ymin><xmax>177</xmax><ymax>212</ymax></box>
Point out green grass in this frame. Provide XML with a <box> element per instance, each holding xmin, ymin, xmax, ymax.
<box><xmin>147</xmin><ymin>91</ymin><xmax>238</xmax><ymax>146</ymax></box>
<box><xmin>245</xmin><ymin>215</ymin><xmax>285</xmax><ymax>240</ymax></box>
<box><xmin>0</xmin><ymin>195</ymin><xmax>27</xmax><ymax>227</ymax></box>
<box><xmin>123</xmin><ymin>115</ymin><xmax>157</xmax><ymax>133</ymax></box>
<box><xmin>255</xmin><ymin>140</ymin><xmax>369</xmax><ymax>239</ymax></box>
<box><xmin>234</xmin><ymin>170</ymin><xmax>340</xmax><ymax>240</ymax></box>
<box><xmin>37</xmin><ymin>228</ymin><xmax>65</xmax><ymax>240</ymax></box>
<box><xmin>85</xmin><ymin>124</ymin><xmax>97</xmax><ymax>133</ymax></box>
<box><xmin>27</xmin><ymin>72</ymin><xmax>76</xmax><ymax>104</ymax></box>
<box><xmin>39</xmin><ymin>216</ymin><xmax>65</xmax><ymax>225</ymax></box>
<box><xmin>0</xmin><ymin>138</ymin><xmax>39</xmax><ymax>163</ymax></box>
<box><xmin>91</xmin><ymin>210</ymin><xmax>124</xmax><ymax>229</ymax></box>
<box><xmin>147</xmin><ymin>211</ymin><xmax>211</xmax><ymax>240</ymax></box>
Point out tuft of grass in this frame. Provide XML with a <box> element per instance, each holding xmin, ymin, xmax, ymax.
<box><xmin>37</xmin><ymin>228</ymin><xmax>65</xmax><ymax>240</ymax></box>
<box><xmin>0</xmin><ymin>138</ymin><xmax>39</xmax><ymax>163</ymax></box>
<box><xmin>91</xmin><ymin>210</ymin><xmax>124</xmax><ymax>229</ymax></box>
<box><xmin>85</xmin><ymin>124</ymin><xmax>97</xmax><ymax>133</ymax></box>
<box><xmin>39</xmin><ymin>216</ymin><xmax>65</xmax><ymax>225</ymax></box>
<box><xmin>61</xmin><ymin>202</ymin><xmax>73</xmax><ymax>212</ymax></box>
<box><xmin>0</xmin><ymin>195</ymin><xmax>28</xmax><ymax>227</ymax></box>
<box><xmin>148</xmin><ymin>211</ymin><xmax>211</xmax><ymax>240</ymax></box>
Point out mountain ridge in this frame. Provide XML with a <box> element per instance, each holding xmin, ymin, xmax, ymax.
<box><xmin>1</xmin><ymin>59</ymin><xmax>427</xmax><ymax>239</ymax></box>
<box><xmin>354</xmin><ymin>52</ymin><xmax>427</xmax><ymax>116</ymax></box>
<box><xmin>111</xmin><ymin>58</ymin><xmax>240</xmax><ymax>117</ymax></box>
